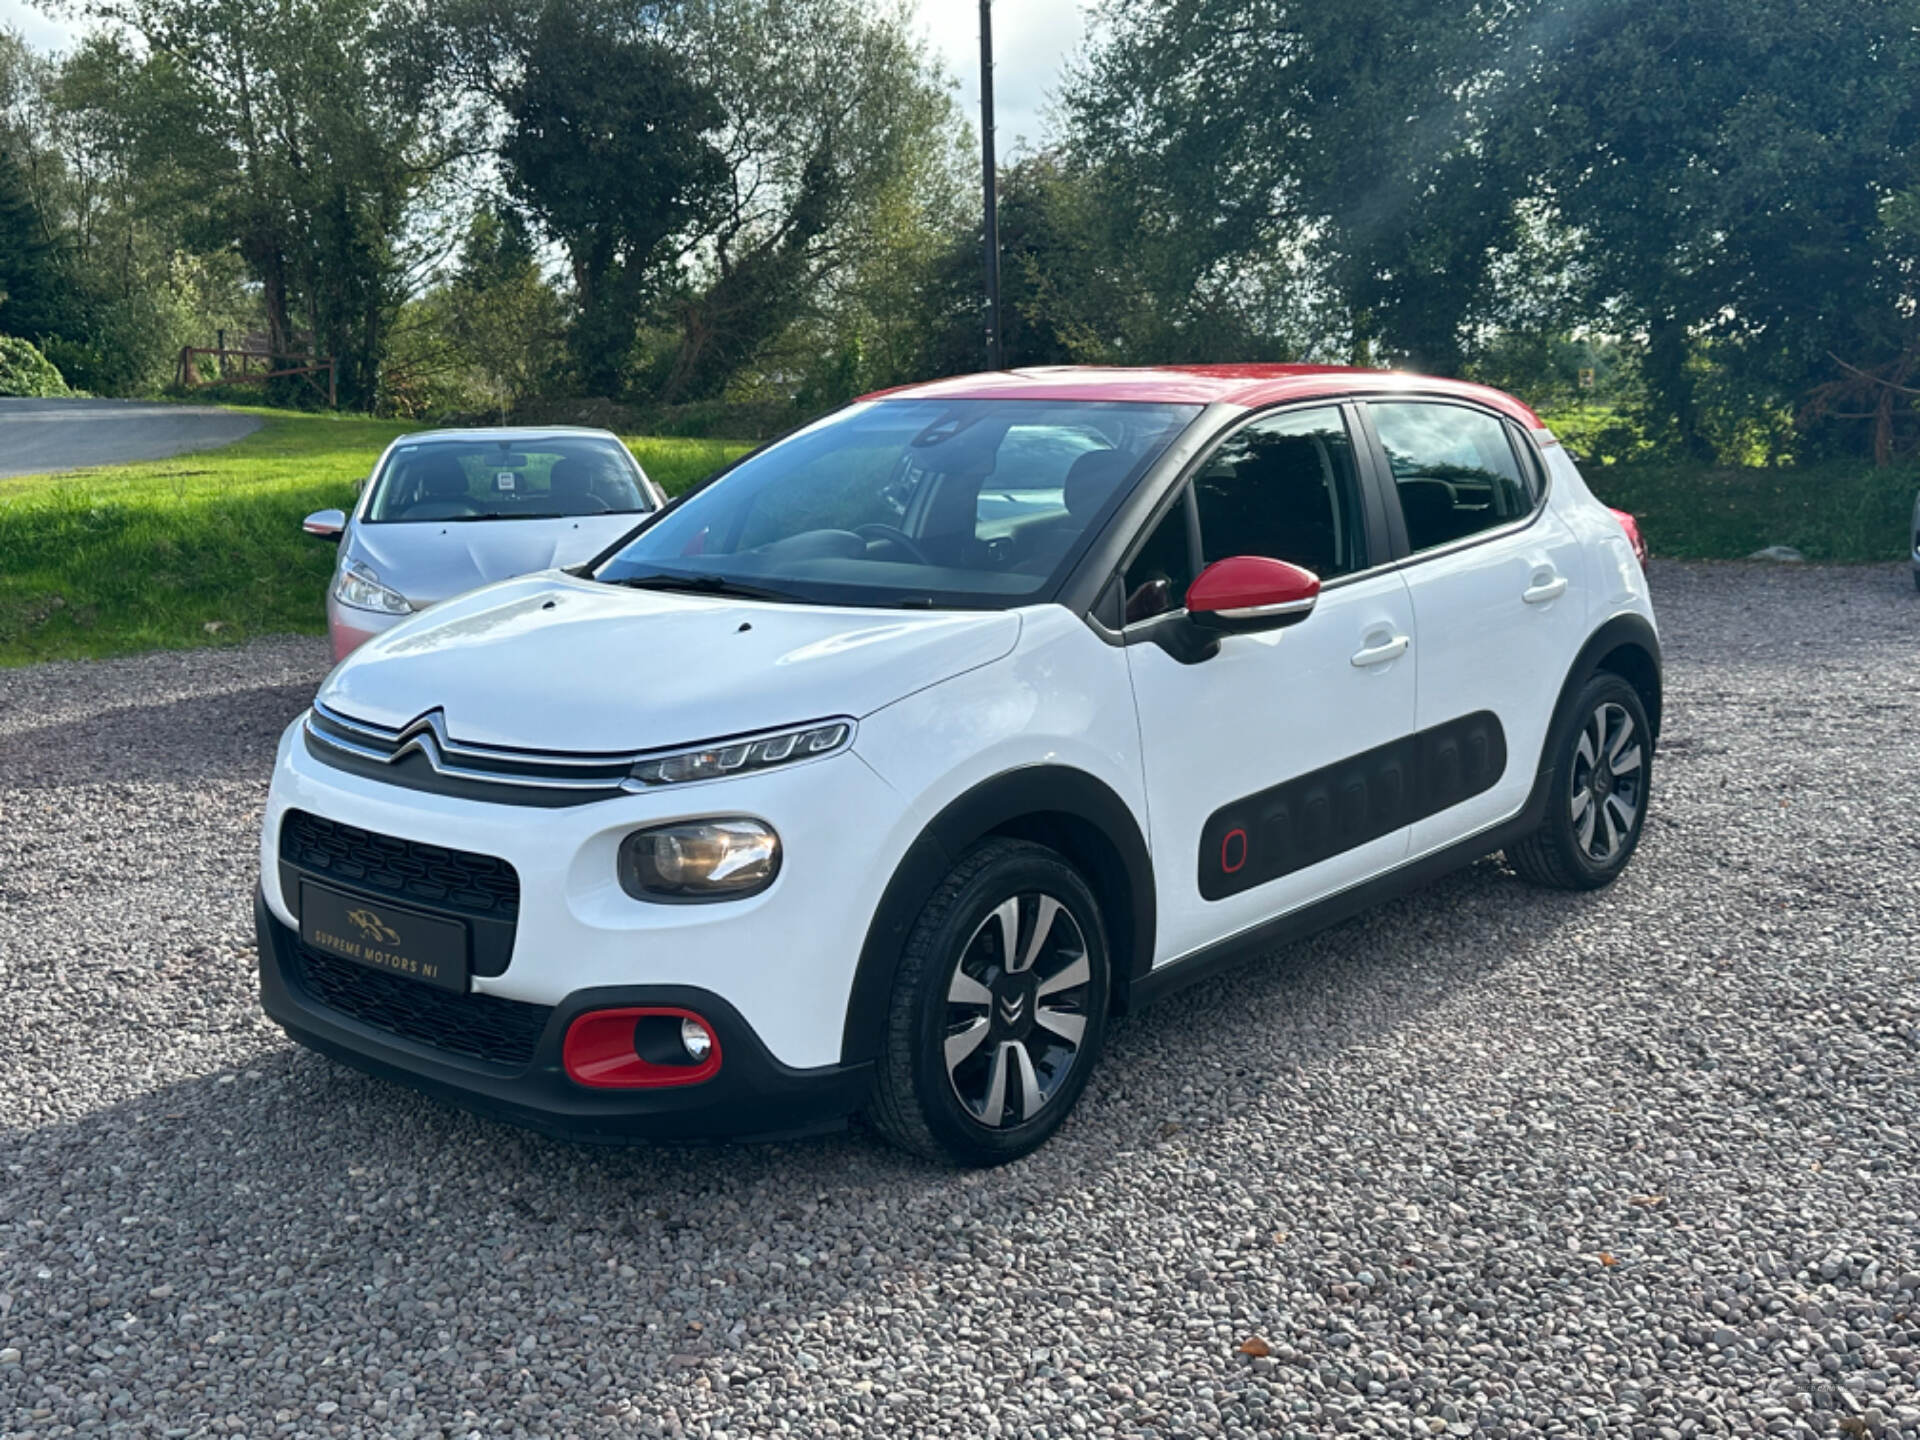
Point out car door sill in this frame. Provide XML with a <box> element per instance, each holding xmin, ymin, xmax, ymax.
<box><xmin>1128</xmin><ymin>782</ymin><xmax>1548</xmax><ymax>1012</ymax></box>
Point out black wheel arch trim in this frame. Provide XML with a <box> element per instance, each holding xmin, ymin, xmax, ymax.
<box><xmin>840</xmin><ymin>765</ymin><xmax>1156</xmax><ymax>1066</ymax></box>
<box><xmin>1553</xmin><ymin>612</ymin><xmax>1662</xmax><ymax>756</ymax></box>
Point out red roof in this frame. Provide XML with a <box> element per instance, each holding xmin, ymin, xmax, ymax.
<box><xmin>860</xmin><ymin>364</ymin><xmax>1544</xmax><ymax>429</ymax></box>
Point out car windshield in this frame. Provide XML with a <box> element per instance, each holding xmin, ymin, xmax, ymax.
<box><xmin>365</xmin><ymin>436</ymin><xmax>652</xmax><ymax>523</ymax></box>
<box><xmin>594</xmin><ymin>399</ymin><xmax>1200</xmax><ymax>608</ymax></box>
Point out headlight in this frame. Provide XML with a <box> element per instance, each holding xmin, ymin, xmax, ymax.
<box><xmin>333</xmin><ymin>559</ymin><xmax>412</xmax><ymax>615</ymax></box>
<box><xmin>625</xmin><ymin>719</ymin><xmax>852</xmax><ymax>787</ymax></box>
<box><xmin>618</xmin><ymin>818</ymin><xmax>781</xmax><ymax>901</ymax></box>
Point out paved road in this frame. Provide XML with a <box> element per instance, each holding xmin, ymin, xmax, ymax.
<box><xmin>1</xmin><ymin>563</ymin><xmax>1917</xmax><ymax>1438</ymax></box>
<box><xmin>0</xmin><ymin>397</ymin><xmax>261</xmax><ymax>478</ymax></box>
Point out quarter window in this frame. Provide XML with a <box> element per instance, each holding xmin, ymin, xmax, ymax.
<box><xmin>1370</xmin><ymin>402</ymin><xmax>1534</xmax><ymax>554</ymax></box>
<box><xmin>1121</xmin><ymin>495</ymin><xmax>1197</xmax><ymax>623</ymax></box>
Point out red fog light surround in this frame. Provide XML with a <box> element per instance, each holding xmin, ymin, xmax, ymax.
<box><xmin>563</xmin><ymin>1008</ymin><xmax>723</xmax><ymax>1089</ymax></box>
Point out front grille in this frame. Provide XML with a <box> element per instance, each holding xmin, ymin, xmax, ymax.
<box><xmin>280</xmin><ymin>809</ymin><xmax>520</xmax><ymax>921</ymax></box>
<box><xmin>305</xmin><ymin>702</ymin><xmax>637</xmax><ymax>804</ymax></box>
<box><xmin>288</xmin><ymin>944</ymin><xmax>553</xmax><ymax>1068</ymax></box>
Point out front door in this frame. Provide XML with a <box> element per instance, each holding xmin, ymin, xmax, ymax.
<box><xmin>1122</xmin><ymin>404</ymin><xmax>1419</xmax><ymax>968</ymax></box>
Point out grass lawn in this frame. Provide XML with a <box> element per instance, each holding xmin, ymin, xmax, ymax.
<box><xmin>1582</xmin><ymin>459</ymin><xmax>1918</xmax><ymax>565</ymax></box>
<box><xmin>0</xmin><ymin>408</ymin><xmax>748</xmax><ymax>667</ymax></box>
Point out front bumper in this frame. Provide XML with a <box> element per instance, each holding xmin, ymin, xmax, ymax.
<box><xmin>261</xmin><ymin>714</ymin><xmax>914</xmax><ymax>1071</ymax></box>
<box><xmin>257</xmin><ymin>888</ymin><xmax>873</xmax><ymax>1141</ymax></box>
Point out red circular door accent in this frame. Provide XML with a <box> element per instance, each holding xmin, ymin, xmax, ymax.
<box><xmin>1221</xmin><ymin>828</ymin><xmax>1248</xmax><ymax>874</ymax></box>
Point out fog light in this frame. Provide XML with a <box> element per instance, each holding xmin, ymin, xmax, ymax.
<box><xmin>680</xmin><ymin>1017</ymin><xmax>713</xmax><ymax>1062</ymax></box>
<box><xmin>563</xmin><ymin>1007</ymin><xmax>722</xmax><ymax>1089</ymax></box>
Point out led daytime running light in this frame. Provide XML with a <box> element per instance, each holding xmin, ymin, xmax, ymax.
<box><xmin>626</xmin><ymin>720</ymin><xmax>853</xmax><ymax>787</ymax></box>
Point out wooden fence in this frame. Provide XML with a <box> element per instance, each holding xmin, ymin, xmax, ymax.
<box><xmin>175</xmin><ymin>339</ymin><xmax>337</xmax><ymax>407</ymax></box>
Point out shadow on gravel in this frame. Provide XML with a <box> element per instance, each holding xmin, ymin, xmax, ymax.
<box><xmin>0</xmin><ymin>679</ymin><xmax>314</xmax><ymax>787</ymax></box>
<box><xmin>1</xmin><ymin>845</ymin><xmax>1596</xmax><ymax>1303</ymax></box>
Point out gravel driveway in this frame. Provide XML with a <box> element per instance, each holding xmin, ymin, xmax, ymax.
<box><xmin>0</xmin><ymin>399</ymin><xmax>261</xmax><ymax>479</ymax></box>
<box><xmin>3</xmin><ymin>562</ymin><xmax>1917</xmax><ymax>1440</ymax></box>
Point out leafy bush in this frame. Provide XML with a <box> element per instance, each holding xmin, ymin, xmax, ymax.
<box><xmin>0</xmin><ymin>336</ymin><xmax>70</xmax><ymax>397</ymax></box>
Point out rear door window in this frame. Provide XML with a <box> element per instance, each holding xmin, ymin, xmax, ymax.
<box><xmin>1369</xmin><ymin>402</ymin><xmax>1534</xmax><ymax>554</ymax></box>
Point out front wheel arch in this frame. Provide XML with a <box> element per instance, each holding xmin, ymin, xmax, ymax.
<box><xmin>841</xmin><ymin>766</ymin><xmax>1155</xmax><ymax>1068</ymax></box>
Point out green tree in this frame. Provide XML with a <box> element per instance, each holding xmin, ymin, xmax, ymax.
<box><xmin>0</xmin><ymin>145</ymin><xmax>59</xmax><ymax>338</ymax></box>
<box><xmin>1523</xmin><ymin>0</ymin><xmax>1920</xmax><ymax>461</ymax></box>
<box><xmin>0</xmin><ymin>29</ymin><xmax>64</xmax><ymax>340</ymax></box>
<box><xmin>914</xmin><ymin>153</ymin><xmax>1147</xmax><ymax>377</ymax></box>
<box><xmin>1065</xmin><ymin>0</ymin><xmax>1527</xmax><ymax>374</ymax></box>
<box><xmin>499</xmin><ymin>1</ymin><xmax>727</xmax><ymax>396</ymax></box>
<box><xmin>446</xmin><ymin>209</ymin><xmax>567</xmax><ymax>412</ymax></box>
<box><xmin>649</xmin><ymin>0</ymin><xmax>960</xmax><ymax>404</ymax></box>
<box><xmin>72</xmin><ymin>0</ymin><xmax>468</xmax><ymax>407</ymax></box>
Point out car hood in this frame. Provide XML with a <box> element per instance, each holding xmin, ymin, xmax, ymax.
<box><xmin>317</xmin><ymin>573</ymin><xmax>1024</xmax><ymax>752</ymax></box>
<box><xmin>346</xmin><ymin>515</ymin><xmax>645</xmax><ymax>608</ymax></box>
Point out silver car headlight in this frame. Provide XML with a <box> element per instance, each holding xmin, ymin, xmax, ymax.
<box><xmin>333</xmin><ymin>558</ymin><xmax>412</xmax><ymax>615</ymax></box>
<box><xmin>624</xmin><ymin>719</ymin><xmax>853</xmax><ymax>787</ymax></box>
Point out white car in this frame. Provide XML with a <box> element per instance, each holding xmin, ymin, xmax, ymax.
<box><xmin>256</xmin><ymin>366</ymin><xmax>1659</xmax><ymax>1165</ymax></box>
<box><xmin>303</xmin><ymin>427</ymin><xmax>665</xmax><ymax>660</ymax></box>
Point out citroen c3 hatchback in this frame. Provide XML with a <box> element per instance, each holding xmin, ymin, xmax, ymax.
<box><xmin>255</xmin><ymin>366</ymin><xmax>1659</xmax><ymax>1165</ymax></box>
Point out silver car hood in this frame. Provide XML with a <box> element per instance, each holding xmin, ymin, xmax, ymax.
<box><xmin>346</xmin><ymin>514</ymin><xmax>645</xmax><ymax>608</ymax></box>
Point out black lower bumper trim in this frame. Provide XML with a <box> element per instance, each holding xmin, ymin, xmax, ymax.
<box><xmin>256</xmin><ymin>887</ymin><xmax>873</xmax><ymax>1143</ymax></box>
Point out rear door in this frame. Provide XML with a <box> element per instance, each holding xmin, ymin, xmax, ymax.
<box><xmin>1359</xmin><ymin>399</ymin><xmax>1588</xmax><ymax>856</ymax></box>
<box><xmin>1123</xmin><ymin>403</ymin><xmax>1419</xmax><ymax>967</ymax></box>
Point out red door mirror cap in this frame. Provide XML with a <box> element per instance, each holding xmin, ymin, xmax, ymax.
<box><xmin>1187</xmin><ymin>555</ymin><xmax>1321</xmax><ymax>627</ymax></box>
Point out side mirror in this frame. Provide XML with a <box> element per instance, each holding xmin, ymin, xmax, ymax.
<box><xmin>303</xmin><ymin>509</ymin><xmax>347</xmax><ymax>541</ymax></box>
<box><xmin>1187</xmin><ymin>556</ymin><xmax>1320</xmax><ymax>633</ymax></box>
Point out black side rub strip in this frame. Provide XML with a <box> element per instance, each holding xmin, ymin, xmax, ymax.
<box><xmin>1199</xmin><ymin>711</ymin><xmax>1507</xmax><ymax>901</ymax></box>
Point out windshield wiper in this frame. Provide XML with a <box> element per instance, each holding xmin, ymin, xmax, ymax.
<box><xmin>448</xmin><ymin>512</ymin><xmax>566</xmax><ymax>522</ymax></box>
<box><xmin>608</xmin><ymin>572</ymin><xmax>809</xmax><ymax>604</ymax></box>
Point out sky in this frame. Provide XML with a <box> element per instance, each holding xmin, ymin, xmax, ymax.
<box><xmin>0</xmin><ymin>0</ymin><xmax>65</xmax><ymax>53</ymax></box>
<box><xmin>0</xmin><ymin>0</ymin><xmax>1093</xmax><ymax>153</ymax></box>
<box><xmin>911</xmin><ymin>0</ymin><xmax>1092</xmax><ymax>155</ymax></box>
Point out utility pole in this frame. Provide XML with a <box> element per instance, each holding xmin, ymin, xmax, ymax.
<box><xmin>979</xmin><ymin>0</ymin><xmax>1003</xmax><ymax>370</ymax></box>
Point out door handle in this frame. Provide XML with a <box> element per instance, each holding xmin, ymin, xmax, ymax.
<box><xmin>1350</xmin><ymin>634</ymin><xmax>1410</xmax><ymax>668</ymax></box>
<box><xmin>1522</xmin><ymin>574</ymin><xmax>1569</xmax><ymax>605</ymax></box>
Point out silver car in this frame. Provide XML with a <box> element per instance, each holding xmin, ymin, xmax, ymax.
<box><xmin>303</xmin><ymin>428</ymin><xmax>667</xmax><ymax>660</ymax></box>
<box><xmin>1912</xmin><ymin>486</ymin><xmax>1919</xmax><ymax>591</ymax></box>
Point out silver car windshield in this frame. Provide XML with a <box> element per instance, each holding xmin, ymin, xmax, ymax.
<box><xmin>365</xmin><ymin>436</ymin><xmax>653</xmax><ymax>523</ymax></box>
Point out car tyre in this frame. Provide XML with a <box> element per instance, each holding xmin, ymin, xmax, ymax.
<box><xmin>1507</xmin><ymin>672</ymin><xmax>1653</xmax><ymax>891</ymax></box>
<box><xmin>868</xmin><ymin>838</ymin><xmax>1110</xmax><ymax>1166</ymax></box>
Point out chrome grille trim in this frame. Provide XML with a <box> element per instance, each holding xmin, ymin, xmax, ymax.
<box><xmin>306</xmin><ymin>702</ymin><xmax>635</xmax><ymax>794</ymax></box>
<box><xmin>303</xmin><ymin>700</ymin><xmax>858</xmax><ymax>801</ymax></box>
<box><xmin>313</xmin><ymin>700</ymin><xmax>641</xmax><ymax>769</ymax></box>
